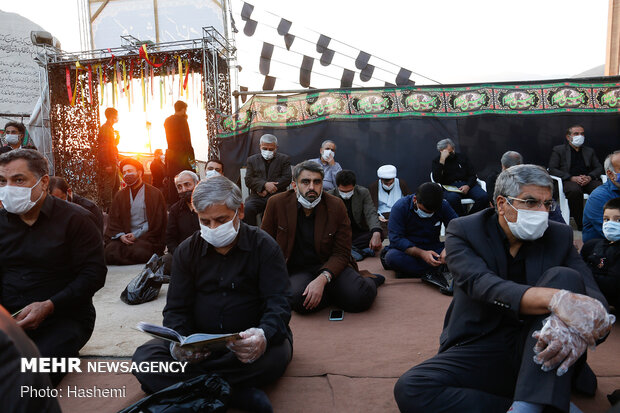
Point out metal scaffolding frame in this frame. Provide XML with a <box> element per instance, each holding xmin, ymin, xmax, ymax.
<box><xmin>35</xmin><ymin>26</ymin><xmax>235</xmax><ymax>161</ymax></box>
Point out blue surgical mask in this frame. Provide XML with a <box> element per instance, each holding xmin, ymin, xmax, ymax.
<box><xmin>603</xmin><ymin>221</ymin><xmax>620</xmax><ymax>242</ymax></box>
<box><xmin>415</xmin><ymin>202</ymin><xmax>434</xmax><ymax>219</ymax></box>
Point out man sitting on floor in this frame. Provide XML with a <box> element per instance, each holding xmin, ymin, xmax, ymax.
<box><xmin>328</xmin><ymin>169</ymin><xmax>383</xmax><ymax>261</ymax></box>
<box><xmin>262</xmin><ymin>160</ymin><xmax>384</xmax><ymax>314</ymax></box>
<box><xmin>105</xmin><ymin>158</ymin><xmax>167</xmax><ymax>265</ymax></box>
<box><xmin>132</xmin><ymin>176</ymin><xmax>292</xmax><ymax>413</ymax></box>
<box><xmin>369</xmin><ymin>164</ymin><xmax>411</xmax><ymax>237</ymax></box>
<box><xmin>162</xmin><ymin>170</ymin><xmax>200</xmax><ymax>274</ymax></box>
<box><xmin>243</xmin><ymin>133</ymin><xmax>292</xmax><ymax>226</ymax></box>
<box><xmin>48</xmin><ymin>176</ymin><xmax>104</xmax><ymax>234</ymax></box>
<box><xmin>384</xmin><ymin>182</ymin><xmax>457</xmax><ymax>289</ymax></box>
<box><xmin>394</xmin><ymin>164</ymin><xmax>615</xmax><ymax>413</ymax></box>
<box><xmin>0</xmin><ymin>149</ymin><xmax>106</xmax><ymax>385</ymax></box>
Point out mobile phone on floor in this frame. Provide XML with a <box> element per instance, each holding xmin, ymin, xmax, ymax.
<box><xmin>329</xmin><ymin>309</ymin><xmax>344</xmax><ymax>321</ymax></box>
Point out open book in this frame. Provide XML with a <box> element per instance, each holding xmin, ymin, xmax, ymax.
<box><xmin>136</xmin><ymin>322</ymin><xmax>241</xmax><ymax>352</ymax></box>
<box><xmin>441</xmin><ymin>184</ymin><xmax>464</xmax><ymax>194</ymax></box>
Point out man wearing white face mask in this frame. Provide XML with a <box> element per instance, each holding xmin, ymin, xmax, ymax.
<box><xmin>205</xmin><ymin>158</ymin><xmax>224</xmax><ymax>178</ymax></box>
<box><xmin>310</xmin><ymin>139</ymin><xmax>342</xmax><ymax>191</ymax></box>
<box><xmin>369</xmin><ymin>164</ymin><xmax>411</xmax><ymax>237</ymax></box>
<box><xmin>132</xmin><ymin>176</ymin><xmax>292</xmax><ymax>413</ymax></box>
<box><xmin>548</xmin><ymin>124</ymin><xmax>603</xmax><ymax>230</ymax></box>
<box><xmin>1</xmin><ymin>122</ymin><xmax>35</xmax><ymax>151</ymax></box>
<box><xmin>395</xmin><ymin>164</ymin><xmax>614</xmax><ymax>413</ymax></box>
<box><xmin>328</xmin><ymin>169</ymin><xmax>383</xmax><ymax>261</ymax></box>
<box><xmin>0</xmin><ymin>149</ymin><xmax>106</xmax><ymax>386</ymax></box>
<box><xmin>262</xmin><ymin>161</ymin><xmax>383</xmax><ymax>315</ymax></box>
<box><xmin>243</xmin><ymin>134</ymin><xmax>292</xmax><ymax>226</ymax></box>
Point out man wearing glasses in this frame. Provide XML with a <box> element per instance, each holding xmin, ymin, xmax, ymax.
<box><xmin>395</xmin><ymin>164</ymin><xmax>614</xmax><ymax>413</ymax></box>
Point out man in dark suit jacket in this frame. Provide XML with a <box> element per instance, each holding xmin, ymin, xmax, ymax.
<box><xmin>395</xmin><ymin>165</ymin><xmax>614</xmax><ymax>413</ymax></box>
<box><xmin>548</xmin><ymin>124</ymin><xmax>603</xmax><ymax>229</ymax></box>
<box><xmin>243</xmin><ymin>133</ymin><xmax>292</xmax><ymax>226</ymax></box>
<box><xmin>328</xmin><ymin>170</ymin><xmax>382</xmax><ymax>260</ymax></box>
<box><xmin>262</xmin><ymin>161</ymin><xmax>383</xmax><ymax>314</ymax></box>
<box><xmin>48</xmin><ymin>176</ymin><xmax>104</xmax><ymax>234</ymax></box>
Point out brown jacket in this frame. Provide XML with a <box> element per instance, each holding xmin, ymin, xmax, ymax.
<box><xmin>105</xmin><ymin>183</ymin><xmax>167</xmax><ymax>253</ymax></box>
<box><xmin>261</xmin><ymin>189</ymin><xmax>356</xmax><ymax>278</ymax></box>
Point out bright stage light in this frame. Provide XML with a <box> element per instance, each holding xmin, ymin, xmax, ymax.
<box><xmin>98</xmin><ymin>71</ymin><xmax>208</xmax><ymax>160</ymax></box>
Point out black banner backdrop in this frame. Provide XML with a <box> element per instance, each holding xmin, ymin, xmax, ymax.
<box><xmin>218</xmin><ymin>78</ymin><xmax>620</xmax><ymax>191</ymax></box>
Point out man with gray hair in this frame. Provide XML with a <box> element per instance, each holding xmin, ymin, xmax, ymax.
<box><xmin>395</xmin><ymin>164</ymin><xmax>614</xmax><ymax>413</ymax></box>
<box><xmin>582</xmin><ymin>150</ymin><xmax>620</xmax><ymax>242</ymax></box>
<box><xmin>132</xmin><ymin>176</ymin><xmax>292</xmax><ymax>413</ymax></box>
<box><xmin>431</xmin><ymin>138</ymin><xmax>487</xmax><ymax>216</ymax></box>
<box><xmin>243</xmin><ymin>133</ymin><xmax>292</xmax><ymax>226</ymax></box>
<box><xmin>162</xmin><ymin>170</ymin><xmax>201</xmax><ymax>274</ymax></box>
<box><xmin>310</xmin><ymin>139</ymin><xmax>342</xmax><ymax>191</ymax></box>
<box><xmin>262</xmin><ymin>161</ymin><xmax>383</xmax><ymax>314</ymax></box>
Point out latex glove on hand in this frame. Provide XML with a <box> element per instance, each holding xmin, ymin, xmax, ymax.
<box><xmin>532</xmin><ymin>315</ymin><xmax>587</xmax><ymax>376</ymax></box>
<box><xmin>170</xmin><ymin>343</ymin><xmax>211</xmax><ymax>364</ymax></box>
<box><xmin>548</xmin><ymin>290</ymin><xmax>615</xmax><ymax>347</ymax></box>
<box><xmin>227</xmin><ymin>328</ymin><xmax>267</xmax><ymax>364</ymax></box>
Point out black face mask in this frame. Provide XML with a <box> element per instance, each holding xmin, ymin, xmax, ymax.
<box><xmin>179</xmin><ymin>190</ymin><xmax>192</xmax><ymax>202</ymax></box>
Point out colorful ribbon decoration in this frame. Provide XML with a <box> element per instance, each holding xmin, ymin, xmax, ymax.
<box><xmin>183</xmin><ymin>60</ymin><xmax>190</xmax><ymax>94</ymax></box>
<box><xmin>87</xmin><ymin>65</ymin><xmax>93</xmax><ymax>105</ymax></box>
<box><xmin>139</xmin><ymin>44</ymin><xmax>167</xmax><ymax>68</ymax></box>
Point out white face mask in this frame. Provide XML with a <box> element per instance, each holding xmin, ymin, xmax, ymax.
<box><xmin>603</xmin><ymin>221</ymin><xmax>620</xmax><ymax>242</ymax></box>
<box><xmin>261</xmin><ymin>149</ymin><xmax>275</xmax><ymax>160</ymax></box>
<box><xmin>297</xmin><ymin>189</ymin><xmax>322</xmax><ymax>209</ymax></box>
<box><xmin>505</xmin><ymin>201</ymin><xmax>549</xmax><ymax>241</ymax></box>
<box><xmin>321</xmin><ymin>149</ymin><xmax>334</xmax><ymax>161</ymax></box>
<box><xmin>382</xmin><ymin>182</ymin><xmax>395</xmax><ymax>191</ymax></box>
<box><xmin>205</xmin><ymin>169</ymin><xmax>221</xmax><ymax>178</ymax></box>
<box><xmin>0</xmin><ymin>176</ymin><xmax>44</xmax><ymax>214</ymax></box>
<box><xmin>339</xmin><ymin>189</ymin><xmax>354</xmax><ymax>199</ymax></box>
<box><xmin>571</xmin><ymin>135</ymin><xmax>585</xmax><ymax>147</ymax></box>
<box><xmin>159</xmin><ymin>155</ymin><xmax>165</xmax><ymax>163</ymax></box>
<box><xmin>200</xmin><ymin>210</ymin><xmax>239</xmax><ymax>248</ymax></box>
<box><xmin>5</xmin><ymin>134</ymin><xmax>20</xmax><ymax>145</ymax></box>
<box><xmin>414</xmin><ymin>201</ymin><xmax>434</xmax><ymax>219</ymax></box>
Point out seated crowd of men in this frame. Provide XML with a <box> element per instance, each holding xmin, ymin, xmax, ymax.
<box><xmin>0</xmin><ymin>122</ymin><xmax>618</xmax><ymax>413</ymax></box>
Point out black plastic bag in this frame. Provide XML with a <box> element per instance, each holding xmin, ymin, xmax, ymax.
<box><xmin>118</xmin><ymin>373</ymin><xmax>230</xmax><ymax>413</ymax></box>
<box><xmin>120</xmin><ymin>254</ymin><xmax>170</xmax><ymax>305</ymax></box>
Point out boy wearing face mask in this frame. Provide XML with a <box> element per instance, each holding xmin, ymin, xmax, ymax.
<box><xmin>328</xmin><ymin>169</ymin><xmax>383</xmax><ymax>261</ymax></box>
<box><xmin>548</xmin><ymin>124</ymin><xmax>603</xmax><ymax>230</ymax></box>
<box><xmin>243</xmin><ymin>134</ymin><xmax>292</xmax><ymax>226</ymax></box>
<box><xmin>581</xmin><ymin>197</ymin><xmax>620</xmax><ymax>310</ymax></box>
<box><xmin>383</xmin><ymin>182</ymin><xmax>457</xmax><ymax>280</ymax></box>
<box><xmin>104</xmin><ymin>158</ymin><xmax>168</xmax><ymax>265</ymax></box>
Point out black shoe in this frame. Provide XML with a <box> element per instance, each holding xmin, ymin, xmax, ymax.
<box><xmin>380</xmin><ymin>247</ymin><xmax>391</xmax><ymax>270</ymax></box>
<box><xmin>422</xmin><ymin>268</ymin><xmax>449</xmax><ymax>290</ymax></box>
<box><xmin>230</xmin><ymin>386</ymin><xmax>273</xmax><ymax>413</ymax></box>
<box><xmin>439</xmin><ymin>271</ymin><xmax>454</xmax><ymax>296</ymax></box>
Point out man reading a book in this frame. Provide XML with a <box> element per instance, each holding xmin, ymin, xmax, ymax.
<box><xmin>132</xmin><ymin>176</ymin><xmax>292</xmax><ymax>413</ymax></box>
<box><xmin>431</xmin><ymin>138</ymin><xmax>488</xmax><ymax>216</ymax></box>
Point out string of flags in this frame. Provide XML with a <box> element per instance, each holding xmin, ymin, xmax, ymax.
<box><xmin>236</xmin><ymin>1</ymin><xmax>419</xmax><ymax>91</ymax></box>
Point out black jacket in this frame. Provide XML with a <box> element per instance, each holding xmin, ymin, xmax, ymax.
<box><xmin>441</xmin><ymin>208</ymin><xmax>606</xmax><ymax>352</ymax></box>
<box><xmin>431</xmin><ymin>152</ymin><xmax>478</xmax><ymax>188</ymax></box>
<box><xmin>73</xmin><ymin>194</ymin><xmax>104</xmax><ymax>235</ymax></box>
<box><xmin>244</xmin><ymin>152</ymin><xmax>292</xmax><ymax>198</ymax></box>
<box><xmin>166</xmin><ymin>199</ymin><xmax>200</xmax><ymax>254</ymax></box>
<box><xmin>548</xmin><ymin>143</ymin><xmax>603</xmax><ymax>180</ymax></box>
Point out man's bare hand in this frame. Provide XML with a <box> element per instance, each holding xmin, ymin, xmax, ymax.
<box><xmin>439</xmin><ymin>248</ymin><xmax>447</xmax><ymax>264</ymax></box>
<box><xmin>439</xmin><ymin>149</ymin><xmax>451</xmax><ymax>164</ymax></box>
<box><xmin>458</xmin><ymin>185</ymin><xmax>471</xmax><ymax>194</ymax></box>
<box><xmin>227</xmin><ymin>328</ymin><xmax>267</xmax><ymax>364</ymax></box>
<box><xmin>369</xmin><ymin>232</ymin><xmax>382</xmax><ymax>251</ymax></box>
<box><xmin>120</xmin><ymin>233</ymin><xmax>135</xmax><ymax>245</ymax></box>
<box><xmin>15</xmin><ymin>300</ymin><xmax>54</xmax><ymax>330</ymax></box>
<box><xmin>302</xmin><ymin>275</ymin><xmax>328</xmax><ymax>310</ymax></box>
<box><xmin>264</xmin><ymin>182</ymin><xmax>278</xmax><ymax>194</ymax></box>
<box><xmin>378</xmin><ymin>215</ymin><xmax>388</xmax><ymax>223</ymax></box>
<box><xmin>420</xmin><ymin>250</ymin><xmax>441</xmax><ymax>267</ymax></box>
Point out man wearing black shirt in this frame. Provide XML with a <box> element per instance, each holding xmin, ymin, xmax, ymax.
<box><xmin>548</xmin><ymin>124</ymin><xmax>603</xmax><ymax>229</ymax></box>
<box><xmin>48</xmin><ymin>176</ymin><xmax>104</xmax><ymax>234</ymax></box>
<box><xmin>164</xmin><ymin>101</ymin><xmax>196</xmax><ymax>204</ymax></box>
<box><xmin>328</xmin><ymin>169</ymin><xmax>383</xmax><ymax>261</ymax></box>
<box><xmin>431</xmin><ymin>138</ymin><xmax>488</xmax><ymax>216</ymax></box>
<box><xmin>0</xmin><ymin>149</ymin><xmax>106</xmax><ymax>385</ymax></box>
<box><xmin>132</xmin><ymin>176</ymin><xmax>291</xmax><ymax>412</ymax></box>
<box><xmin>162</xmin><ymin>170</ymin><xmax>200</xmax><ymax>274</ymax></box>
<box><xmin>243</xmin><ymin>133</ymin><xmax>292</xmax><ymax>226</ymax></box>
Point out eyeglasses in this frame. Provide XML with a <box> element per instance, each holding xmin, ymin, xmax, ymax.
<box><xmin>507</xmin><ymin>196</ymin><xmax>557</xmax><ymax>212</ymax></box>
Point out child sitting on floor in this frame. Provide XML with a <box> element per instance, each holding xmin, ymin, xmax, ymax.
<box><xmin>581</xmin><ymin>196</ymin><xmax>620</xmax><ymax>312</ymax></box>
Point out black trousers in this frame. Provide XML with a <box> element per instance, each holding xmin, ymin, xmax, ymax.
<box><xmin>394</xmin><ymin>266</ymin><xmax>590</xmax><ymax>413</ymax></box>
<box><xmin>289</xmin><ymin>266</ymin><xmax>377</xmax><ymax>314</ymax></box>
<box><xmin>26</xmin><ymin>310</ymin><xmax>95</xmax><ymax>386</ymax></box>
<box><xmin>562</xmin><ymin>179</ymin><xmax>601</xmax><ymax>229</ymax></box>
<box><xmin>105</xmin><ymin>238</ymin><xmax>160</xmax><ymax>265</ymax></box>
<box><xmin>352</xmin><ymin>230</ymin><xmax>373</xmax><ymax>251</ymax></box>
<box><xmin>243</xmin><ymin>196</ymin><xmax>269</xmax><ymax>226</ymax></box>
<box><xmin>132</xmin><ymin>337</ymin><xmax>292</xmax><ymax>394</ymax></box>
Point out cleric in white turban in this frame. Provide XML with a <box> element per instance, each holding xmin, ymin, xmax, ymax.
<box><xmin>369</xmin><ymin>164</ymin><xmax>411</xmax><ymax>236</ymax></box>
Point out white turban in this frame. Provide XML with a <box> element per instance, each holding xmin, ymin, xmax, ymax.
<box><xmin>377</xmin><ymin>165</ymin><xmax>397</xmax><ymax>179</ymax></box>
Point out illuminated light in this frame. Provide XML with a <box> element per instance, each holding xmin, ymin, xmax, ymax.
<box><xmin>99</xmin><ymin>72</ymin><xmax>208</xmax><ymax>159</ymax></box>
